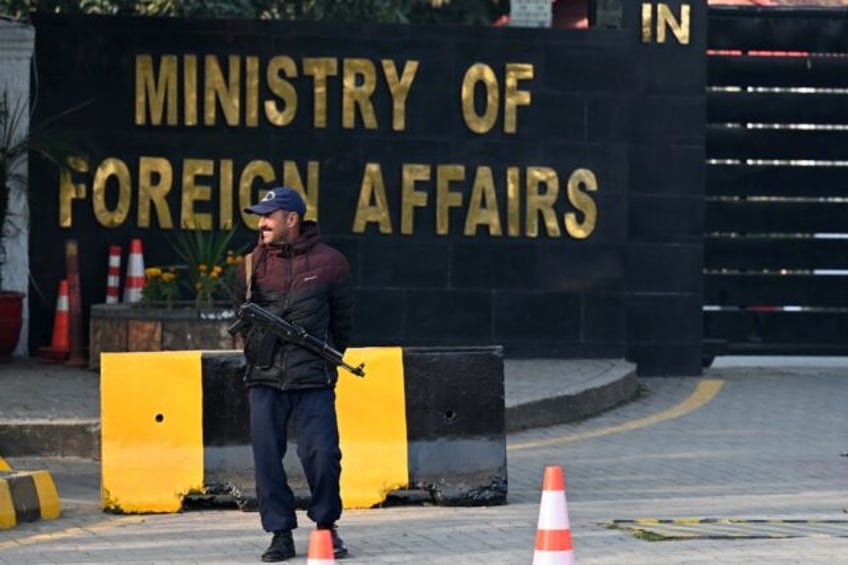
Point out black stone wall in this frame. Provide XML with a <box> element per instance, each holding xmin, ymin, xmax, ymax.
<box><xmin>28</xmin><ymin>3</ymin><xmax>705</xmax><ymax>375</ymax></box>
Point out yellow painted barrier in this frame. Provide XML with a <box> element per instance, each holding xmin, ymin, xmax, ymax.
<box><xmin>0</xmin><ymin>470</ymin><xmax>61</xmax><ymax>530</ymax></box>
<box><xmin>100</xmin><ymin>346</ymin><xmax>503</xmax><ymax>513</ymax></box>
<box><xmin>101</xmin><ymin>351</ymin><xmax>204</xmax><ymax>513</ymax></box>
<box><xmin>31</xmin><ymin>471</ymin><xmax>61</xmax><ymax>519</ymax></box>
<box><xmin>336</xmin><ymin>347</ymin><xmax>407</xmax><ymax>508</ymax></box>
<box><xmin>0</xmin><ymin>458</ymin><xmax>11</xmax><ymax>472</ymax></box>
<box><xmin>0</xmin><ymin>480</ymin><xmax>13</xmax><ymax>529</ymax></box>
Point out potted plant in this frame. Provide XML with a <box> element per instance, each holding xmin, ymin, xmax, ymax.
<box><xmin>0</xmin><ymin>90</ymin><xmax>29</xmax><ymax>359</ymax></box>
<box><xmin>87</xmin><ymin>227</ymin><xmax>249</xmax><ymax>370</ymax></box>
<box><xmin>0</xmin><ymin>87</ymin><xmax>78</xmax><ymax>359</ymax></box>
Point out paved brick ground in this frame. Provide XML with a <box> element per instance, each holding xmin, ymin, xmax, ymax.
<box><xmin>2</xmin><ymin>358</ymin><xmax>847</xmax><ymax>563</ymax></box>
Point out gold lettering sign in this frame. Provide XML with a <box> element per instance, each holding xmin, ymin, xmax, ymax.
<box><xmin>382</xmin><ymin>60</ymin><xmax>419</xmax><ymax>131</ymax></box>
<box><xmin>204</xmin><ymin>55</ymin><xmax>241</xmax><ymax>126</ymax></box>
<box><xmin>184</xmin><ymin>55</ymin><xmax>198</xmax><ymax>126</ymax></box>
<box><xmin>436</xmin><ymin>165</ymin><xmax>464</xmax><ymax>235</ymax></box>
<box><xmin>352</xmin><ymin>163</ymin><xmax>392</xmax><ymax>234</ymax></box>
<box><xmin>343</xmin><ymin>58</ymin><xmax>378</xmax><ymax>130</ymax></box>
<box><xmin>265</xmin><ymin>56</ymin><xmax>298</xmax><ymax>126</ymax></box>
<box><xmin>245</xmin><ymin>56</ymin><xmax>260</xmax><ymax>127</ymax></box>
<box><xmin>461</xmin><ymin>63</ymin><xmax>499</xmax><ymax>134</ymax></box>
<box><xmin>507</xmin><ymin>166</ymin><xmax>521</xmax><ymax>237</ymax></box>
<box><xmin>658</xmin><ymin>4</ymin><xmax>690</xmax><ymax>45</ymax></box>
<box><xmin>59</xmin><ymin>157</ymin><xmax>89</xmax><ymax>228</ymax></box>
<box><xmin>303</xmin><ymin>57</ymin><xmax>339</xmax><ymax>128</ymax></box>
<box><xmin>504</xmin><ymin>63</ymin><xmax>533</xmax><ymax>134</ymax></box>
<box><xmin>58</xmin><ymin>153</ymin><xmax>601</xmax><ymax>239</ymax></box>
<box><xmin>133</xmin><ymin>54</ymin><xmax>422</xmax><ymax>130</ymax></box>
<box><xmin>138</xmin><ymin>157</ymin><xmax>174</xmax><ymax>229</ymax></box>
<box><xmin>219</xmin><ymin>159</ymin><xmax>234</xmax><ymax>229</ymax></box>
<box><xmin>525</xmin><ymin>167</ymin><xmax>560</xmax><ymax>238</ymax></box>
<box><xmin>641</xmin><ymin>3</ymin><xmax>653</xmax><ymax>43</ymax></box>
<box><xmin>464</xmin><ymin>166</ymin><xmax>502</xmax><ymax>236</ymax></box>
<box><xmin>135</xmin><ymin>54</ymin><xmax>178</xmax><ymax>126</ymax></box>
<box><xmin>401</xmin><ymin>164</ymin><xmax>430</xmax><ymax>235</ymax></box>
<box><xmin>565</xmin><ymin>168</ymin><xmax>598</xmax><ymax>239</ymax></box>
<box><xmin>181</xmin><ymin>159</ymin><xmax>214</xmax><ymax>229</ymax></box>
<box><xmin>92</xmin><ymin>158</ymin><xmax>132</xmax><ymax>228</ymax></box>
<box><xmin>642</xmin><ymin>3</ymin><xmax>691</xmax><ymax>45</ymax></box>
<box><xmin>80</xmin><ymin>48</ymin><xmax>609</xmax><ymax>240</ymax></box>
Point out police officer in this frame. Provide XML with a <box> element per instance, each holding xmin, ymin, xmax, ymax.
<box><xmin>241</xmin><ymin>186</ymin><xmax>354</xmax><ymax>562</ymax></box>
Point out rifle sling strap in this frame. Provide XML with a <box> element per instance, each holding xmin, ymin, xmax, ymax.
<box><xmin>244</xmin><ymin>253</ymin><xmax>253</xmax><ymax>302</ymax></box>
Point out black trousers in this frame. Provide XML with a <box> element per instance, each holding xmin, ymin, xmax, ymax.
<box><xmin>248</xmin><ymin>385</ymin><xmax>343</xmax><ymax>532</ymax></box>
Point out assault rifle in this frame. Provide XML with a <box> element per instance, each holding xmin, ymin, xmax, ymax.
<box><xmin>228</xmin><ymin>302</ymin><xmax>365</xmax><ymax>378</ymax></box>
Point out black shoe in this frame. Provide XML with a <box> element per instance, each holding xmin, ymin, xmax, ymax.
<box><xmin>318</xmin><ymin>524</ymin><xmax>349</xmax><ymax>559</ymax></box>
<box><xmin>261</xmin><ymin>530</ymin><xmax>295</xmax><ymax>562</ymax></box>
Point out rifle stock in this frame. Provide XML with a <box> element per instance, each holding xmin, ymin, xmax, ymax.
<box><xmin>229</xmin><ymin>302</ymin><xmax>365</xmax><ymax>378</ymax></box>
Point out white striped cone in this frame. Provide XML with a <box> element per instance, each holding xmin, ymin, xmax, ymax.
<box><xmin>105</xmin><ymin>245</ymin><xmax>122</xmax><ymax>304</ymax></box>
<box><xmin>533</xmin><ymin>465</ymin><xmax>575</xmax><ymax>565</ymax></box>
<box><xmin>306</xmin><ymin>529</ymin><xmax>336</xmax><ymax>565</ymax></box>
<box><xmin>123</xmin><ymin>238</ymin><xmax>145</xmax><ymax>303</ymax></box>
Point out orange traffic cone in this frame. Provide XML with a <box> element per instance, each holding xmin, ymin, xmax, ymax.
<box><xmin>105</xmin><ymin>244</ymin><xmax>122</xmax><ymax>304</ymax></box>
<box><xmin>307</xmin><ymin>529</ymin><xmax>336</xmax><ymax>565</ymax></box>
<box><xmin>123</xmin><ymin>238</ymin><xmax>145</xmax><ymax>303</ymax></box>
<box><xmin>533</xmin><ymin>465</ymin><xmax>575</xmax><ymax>565</ymax></box>
<box><xmin>38</xmin><ymin>279</ymin><xmax>70</xmax><ymax>363</ymax></box>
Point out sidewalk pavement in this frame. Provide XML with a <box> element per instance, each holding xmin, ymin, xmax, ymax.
<box><xmin>0</xmin><ymin>354</ymin><xmax>638</xmax><ymax>458</ymax></box>
<box><xmin>2</xmin><ymin>357</ymin><xmax>847</xmax><ymax>563</ymax></box>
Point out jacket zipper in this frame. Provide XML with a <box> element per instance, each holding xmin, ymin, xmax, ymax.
<box><xmin>279</xmin><ymin>244</ymin><xmax>294</xmax><ymax>389</ymax></box>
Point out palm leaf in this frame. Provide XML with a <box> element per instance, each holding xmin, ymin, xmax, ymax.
<box><xmin>169</xmin><ymin>226</ymin><xmax>242</xmax><ymax>270</ymax></box>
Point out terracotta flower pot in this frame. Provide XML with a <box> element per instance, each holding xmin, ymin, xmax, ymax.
<box><xmin>0</xmin><ymin>291</ymin><xmax>24</xmax><ymax>361</ymax></box>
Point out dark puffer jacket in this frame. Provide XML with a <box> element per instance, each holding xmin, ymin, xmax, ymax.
<box><xmin>241</xmin><ymin>221</ymin><xmax>354</xmax><ymax>390</ymax></box>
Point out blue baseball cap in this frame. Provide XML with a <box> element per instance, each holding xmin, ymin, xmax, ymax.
<box><xmin>244</xmin><ymin>187</ymin><xmax>307</xmax><ymax>216</ymax></box>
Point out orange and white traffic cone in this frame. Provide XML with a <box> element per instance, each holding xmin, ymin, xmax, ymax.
<box><xmin>306</xmin><ymin>529</ymin><xmax>336</xmax><ymax>565</ymax></box>
<box><xmin>123</xmin><ymin>238</ymin><xmax>145</xmax><ymax>303</ymax></box>
<box><xmin>105</xmin><ymin>245</ymin><xmax>122</xmax><ymax>304</ymax></box>
<box><xmin>533</xmin><ymin>465</ymin><xmax>575</xmax><ymax>565</ymax></box>
<box><xmin>38</xmin><ymin>279</ymin><xmax>70</xmax><ymax>363</ymax></box>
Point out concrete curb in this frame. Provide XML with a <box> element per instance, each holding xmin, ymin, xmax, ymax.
<box><xmin>0</xmin><ymin>464</ymin><xmax>62</xmax><ymax>530</ymax></box>
<box><xmin>506</xmin><ymin>364</ymin><xmax>639</xmax><ymax>432</ymax></box>
<box><xmin>0</xmin><ymin>419</ymin><xmax>101</xmax><ymax>459</ymax></box>
<box><xmin>0</xmin><ymin>359</ymin><xmax>639</xmax><ymax>458</ymax></box>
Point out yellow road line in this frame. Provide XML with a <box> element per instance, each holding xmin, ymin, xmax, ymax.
<box><xmin>0</xmin><ymin>515</ymin><xmax>146</xmax><ymax>551</ymax></box>
<box><xmin>509</xmin><ymin>379</ymin><xmax>725</xmax><ymax>451</ymax></box>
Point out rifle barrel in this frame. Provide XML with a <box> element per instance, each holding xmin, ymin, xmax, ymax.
<box><xmin>237</xmin><ymin>303</ymin><xmax>365</xmax><ymax>377</ymax></box>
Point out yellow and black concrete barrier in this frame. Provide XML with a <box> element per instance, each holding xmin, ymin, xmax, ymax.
<box><xmin>101</xmin><ymin>346</ymin><xmax>506</xmax><ymax>514</ymax></box>
<box><xmin>0</xmin><ymin>458</ymin><xmax>61</xmax><ymax>530</ymax></box>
